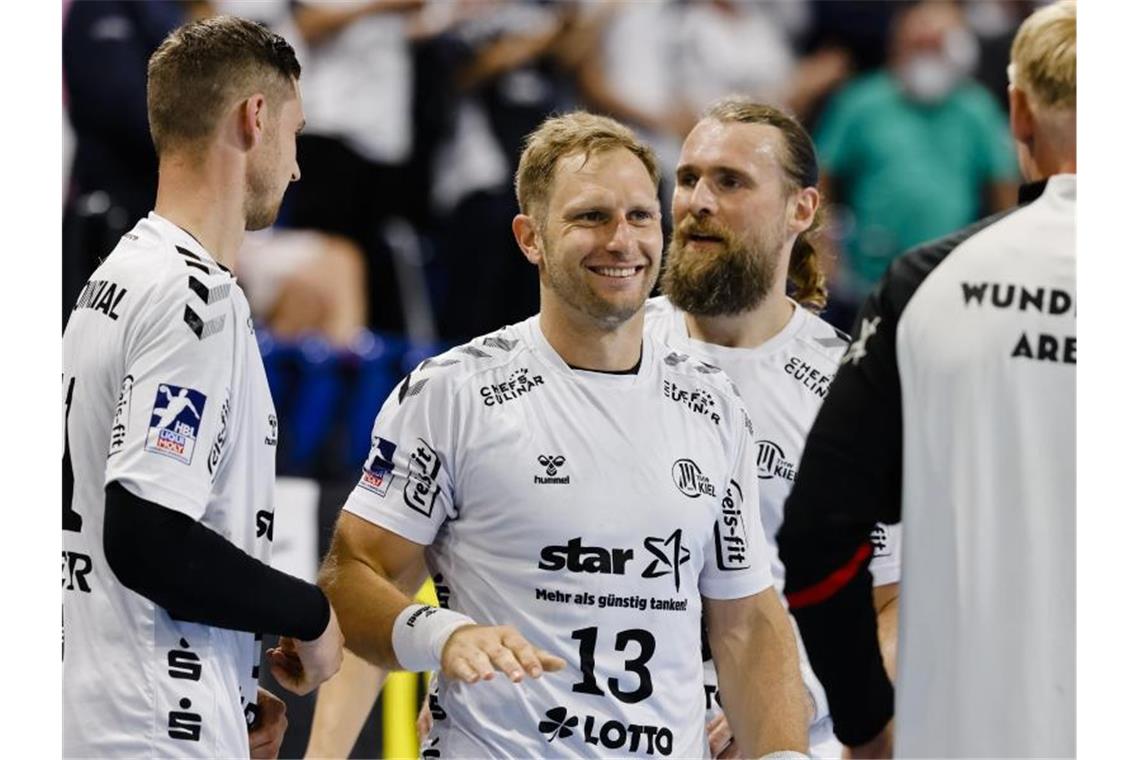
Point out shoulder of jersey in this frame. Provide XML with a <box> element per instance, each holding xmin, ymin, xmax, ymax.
<box><xmin>395</xmin><ymin>323</ymin><xmax>531</xmax><ymax>403</ymax></box>
<box><xmin>642</xmin><ymin>295</ymin><xmax>674</xmax><ymax>329</ymax></box>
<box><xmin>651</xmin><ymin>332</ymin><xmax>741</xmax><ymax>402</ymax></box>
<box><xmin>95</xmin><ymin>223</ymin><xmax>238</xmax><ymax>337</ymax></box>
<box><xmin>791</xmin><ymin>309</ymin><xmax>852</xmax><ymax>368</ymax></box>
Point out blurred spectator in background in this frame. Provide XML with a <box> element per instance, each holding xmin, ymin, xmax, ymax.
<box><xmin>814</xmin><ymin>0</ymin><xmax>1019</xmax><ymax>329</ymax></box>
<box><xmin>64</xmin><ymin>0</ymin><xmax>371</xmax><ymax>347</ymax></box>
<box><xmin>283</xmin><ymin>0</ymin><xmax>427</xmax><ymax>334</ymax></box>
<box><xmin>62</xmin><ymin>0</ymin><xmax>197</xmax><ymax>327</ymax></box>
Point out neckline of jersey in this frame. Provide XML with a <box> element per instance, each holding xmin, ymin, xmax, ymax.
<box><xmin>147</xmin><ymin>211</ymin><xmax>223</xmax><ymax>270</ymax></box>
<box><xmin>668</xmin><ymin>296</ymin><xmax>808</xmax><ymax>360</ymax></box>
<box><xmin>524</xmin><ymin>315</ymin><xmax>654</xmax><ymax>387</ymax></box>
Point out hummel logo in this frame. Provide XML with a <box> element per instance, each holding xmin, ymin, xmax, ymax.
<box><xmin>841</xmin><ymin>316</ymin><xmax>881</xmax><ymax>366</ymax></box>
<box><xmin>538</xmin><ymin>454</ymin><xmax>565</xmax><ymax>476</ymax></box>
<box><xmin>535</xmin><ymin>455</ymin><xmax>570</xmax><ymax>485</ymax></box>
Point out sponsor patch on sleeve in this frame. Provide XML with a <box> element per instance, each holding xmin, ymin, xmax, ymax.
<box><xmin>358</xmin><ymin>436</ymin><xmax>398</xmax><ymax>497</ymax></box>
<box><xmin>144</xmin><ymin>383</ymin><xmax>207</xmax><ymax>465</ymax></box>
<box><xmin>714</xmin><ymin>479</ymin><xmax>751</xmax><ymax>572</ymax></box>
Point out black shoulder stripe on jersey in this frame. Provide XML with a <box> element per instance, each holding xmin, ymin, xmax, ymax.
<box><xmin>183</xmin><ymin>304</ymin><xmax>227</xmax><ymax>340</ymax></box>
<box><xmin>187</xmin><ymin>276</ymin><xmax>231</xmax><ymax>305</ymax></box>
<box><xmin>457</xmin><ymin>345</ymin><xmax>492</xmax><ymax>359</ymax></box>
<box><xmin>482</xmin><ymin>335</ymin><xmax>519</xmax><ymax>352</ymax></box>
<box><xmin>183</xmin><ymin>258</ymin><xmax>211</xmax><ymax>275</ymax></box>
<box><xmin>175</xmin><ymin>245</ymin><xmax>202</xmax><ymax>262</ymax></box>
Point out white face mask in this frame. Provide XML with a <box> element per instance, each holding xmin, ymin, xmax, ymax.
<box><xmin>898</xmin><ymin>53</ymin><xmax>963</xmax><ymax>103</ymax></box>
<box><xmin>896</xmin><ymin>26</ymin><xmax>979</xmax><ymax>104</ymax></box>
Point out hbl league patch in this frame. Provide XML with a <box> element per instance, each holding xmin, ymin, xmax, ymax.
<box><xmin>360</xmin><ymin>437</ymin><xmax>398</xmax><ymax>496</ymax></box>
<box><xmin>145</xmin><ymin>383</ymin><xmax>207</xmax><ymax>464</ymax></box>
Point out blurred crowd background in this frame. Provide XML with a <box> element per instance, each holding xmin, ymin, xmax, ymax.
<box><xmin>63</xmin><ymin>0</ymin><xmax>1038</xmax><ymax>484</ymax></box>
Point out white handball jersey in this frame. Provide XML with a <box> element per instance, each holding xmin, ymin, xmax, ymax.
<box><xmin>644</xmin><ymin>296</ymin><xmax>900</xmax><ymax>754</ymax></box>
<box><xmin>63</xmin><ymin>213</ymin><xmax>278</xmax><ymax>758</ymax></box>
<box><xmin>783</xmin><ymin>176</ymin><xmax>1075</xmax><ymax>757</ymax></box>
<box><xmin>890</xmin><ymin>176</ymin><xmax>1076</xmax><ymax>756</ymax></box>
<box><xmin>345</xmin><ymin>316</ymin><xmax>773</xmax><ymax>759</ymax></box>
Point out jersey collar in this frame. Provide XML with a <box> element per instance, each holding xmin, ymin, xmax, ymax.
<box><xmin>524</xmin><ymin>314</ymin><xmax>654</xmax><ymax>388</ymax></box>
<box><xmin>147</xmin><ymin>212</ymin><xmax>230</xmax><ymax>275</ymax></box>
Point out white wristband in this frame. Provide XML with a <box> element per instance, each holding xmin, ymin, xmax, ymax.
<box><xmin>391</xmin><ymin>604</ymin><xmax>476</xmax><ymax>672</ymax></box>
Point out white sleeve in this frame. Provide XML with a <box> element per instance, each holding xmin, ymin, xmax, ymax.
<box><xmin>343</xmin><ymin>363</ymin><xmax>458</xmax><ymax>545</ymax></box>
<box><xmin>104</xmin><ymin>283</ymin><xmax>234</xmax><ymax>520</ymax></box>
<box><xmin>869</xmin><ymin>522</ymin><xmax>902</xmax><ymax>586</ymax></box>
<box><xmin>699</xmin><ymin>403</ymin><xmax>775</xmax><ymax>600</ymax></box>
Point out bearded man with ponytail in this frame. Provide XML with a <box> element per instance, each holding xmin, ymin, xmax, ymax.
<box><xmin>643</xmin><ymin>97</ymin><xmax>901</xmax><ymax>759</ymax></box>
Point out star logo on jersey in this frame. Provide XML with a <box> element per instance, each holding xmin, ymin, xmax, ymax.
<box><xmin>642</xmin><ymin>529</ymin><xmax>691</xmax><ymax>592</ymax></box>
<box><xmin>841</xmin><ymin>316</ymin><xmax>881</xmax><ymax>366</ymax></box>
<box><xmin>145</xmin><ymin>383</ymin><xmax>207</xmax><ymax>464</ymax></box>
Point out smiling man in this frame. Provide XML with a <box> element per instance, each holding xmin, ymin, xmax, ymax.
<box><xmin>317</xmin><ymin>111</ymin><xmax>810</xmax><ymax>758</ymax></box>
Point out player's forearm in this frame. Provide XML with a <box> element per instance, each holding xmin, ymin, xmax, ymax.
<box><xmin>709</xmin><ymin>590</ymin><xmax>810</xmax><ymax>755</ymax></box>
<box><xmin>103</xmin><ymin>481</ymin><xmax>330</xmax><ymax>640</ymax></box>
<box><xmin>872</xmin><ymin>583</ymin><xmax>900</xmax><ymax>683</ymax></box>
<box><xmin>318</xmin><ymin>541</ymin><xmax>415</xmax><ymax>669</ymax></box>
<box><xmin>304</xmin><ymin>648</ymin><xmax>387</xmax><ymax>759</ymax></box>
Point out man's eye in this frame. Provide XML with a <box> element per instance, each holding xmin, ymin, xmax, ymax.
<box><xmin>677</xmin><ymin>174</ymin><xmax>697</xmax><ymax>188</ymax></box>
<box><xmin>630</xmin><ymin>210</ymin><xmax>654</xmax><ymax>222</ymax></box>
<box><xmin>578</xmin><ymin>211</ymin><xmax>605</xmax><ymax>222</ymax></box>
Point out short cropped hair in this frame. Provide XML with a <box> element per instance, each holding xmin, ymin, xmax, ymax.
<box><xmin>1009</xmin><ymin>0</ymin><xmax>1076</xmax><ymax>111</ymax></box>
<box><xmin>515</xmin><ymin>112</ymin><xmax>659</xmax><ymax>222</ymax></box>
<box><xmin>147</xmin><ymin>15</ymin><xmax>301</xmax><ymax>155</ymax></box>
<box><xmin>703</xmin><ymin>97</ymin><xmax>828</xmax><ymax>312</ymax></box>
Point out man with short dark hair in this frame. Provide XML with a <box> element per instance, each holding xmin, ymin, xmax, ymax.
<box><xmin>63</xmin><ymin>16</ymin><xmax>342</xmax><ymax>758</ymax></box>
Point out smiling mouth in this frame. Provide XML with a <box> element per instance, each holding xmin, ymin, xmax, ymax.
<box><xmin>686</xmin><ymin>233</ymin><xmax>724</xmax><ymax>244</ymax></box>
<box><xmin>587</xmin><ymin>265</ymin><xmax>644</xmax><ymax>279</ymax></box>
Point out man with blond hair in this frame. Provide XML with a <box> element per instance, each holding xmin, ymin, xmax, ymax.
<box><xmin>319</xmin><ymin>111</ymin><xmax>810</xmax><ymax>758</ymax></box>
<box><xmin>645</xmin><ymin>97</ymin><xmax>902</xmax><ymax>759</ymax></box>
<box><xmin>63</xmin><ymin>16</ymin><xmax>343</xmax><ymax>759</ymax></box>
<box><xmin>778</xmin><ymin>1</ymin><xmax>1076</xmax><ymax>756</ymax></box>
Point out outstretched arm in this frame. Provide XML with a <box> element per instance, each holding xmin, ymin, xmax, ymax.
<box><xmin>304</xmin><ymin>649</ymin><xmax>387</xmax><ymax>759</ymax></box>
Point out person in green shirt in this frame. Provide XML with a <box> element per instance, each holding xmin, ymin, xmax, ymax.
<box><xmin>815</xmin><ymin>0</ymin><xmax>1019</xmax><ymax>305</ymax></box>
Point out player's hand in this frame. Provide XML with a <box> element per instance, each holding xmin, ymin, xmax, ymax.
<box><xmin>706</xmin><ymin>713</ymin><xmax>742</xmax><ymax>759</ymax></box>
<box><xmin>416</xmin><ymin>692</ymin><xmax>433</xmax><ymax>742</ymax></box>
<box><xmin>248</xmin><ymin>687</ymin><xmax>287</xmax><ymax>759</ymax></box>
<box><xmin>440</xmin><ymin>624</ymin><xmax>565</xmax><ymax>684</ymax></box>
<box><xmin>267</xmin><ymin>606</ymin><xmax>345</xmax><ymax>696</ymax></box>
<box><xmin>843</xmin><ymin>720</ymin><xmax>893</xmax><ymax>759</ymax></box>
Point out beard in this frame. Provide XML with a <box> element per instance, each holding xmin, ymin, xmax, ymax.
<box><xmin>661</xmin><ymin>214</ymin><xmax>784</xmax><ymax>317</ymax></box>
<box><xmin>244</xmin><ymin>146</ymin><xmax>285</xmax><ymax>231</ymax></box>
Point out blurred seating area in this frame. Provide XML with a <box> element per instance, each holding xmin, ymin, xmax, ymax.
<box><xmin>63</xmin><ymin>0</ymin><xmax>1038</xmax><ymax>483</ymax></box>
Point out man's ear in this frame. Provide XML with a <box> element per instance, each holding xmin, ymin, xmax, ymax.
<box><xmin>239</xmin><ymin>93</ymin><xmax>269</xmax><ymax>150</ymax></box>
<box><xmin>787</xmin><ymin>186</ymin><xmax>820</xmax><ymax>237</ymax></box>
<box><xmin>1009</xmin><ymin>85</ymin><xmax>1035</xmax><ymax>147</ymax></box>
<box><xmin>512</xmin><ymin>214</ymin><xmax>544</xmax><ymax>266</ymax></box>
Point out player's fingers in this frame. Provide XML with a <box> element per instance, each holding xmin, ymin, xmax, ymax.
<box><xmin>501</xmin><ymin>632</ymin><xmax>544</xmax><ymax>677</ymax></box>
<box><xmin>535</xmin><ymin>649</ymin><xmax>567</xmax><ymax>672</ymax></box>
<box><xmin>716</xmin><ymin>737</ymin><xmax>743</xmax><ymax>760</ymax></box>
<box><xmin>467</xmin><ymin>648</ymin><xmax>496</xmax><ymax>681</ymax></box>
<box><xmin>444</xmin><ymin>654</ymin><xmax>481</xmax><ymax>684</ymax></box>
<box><xmin>706</xmin><ymin>714</ymin><xmax>732</xmax><ymax>757</ymax></box>
<box><xmin>416</xmin><ymin>697</ymin><xmax>433</xmax><ymax>741</ymax></box>
<box><xmin>487</xmin><ymin>645</ymin><xmax>526</xmax><ymax>682</ymax></box>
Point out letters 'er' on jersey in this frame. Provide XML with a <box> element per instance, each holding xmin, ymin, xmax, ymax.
<box><xmin>63</xmin><ymin>213</ymin><xmax>278</xmax><ymax>758</ymax></box>
<box><xmin>346</xmin><ymin>316</ymin><xmax>774</xmax><ymax>758</ymax></box>
<box><xmin>644</xmin><ymin>296</ymin><xmax>900</xmax><ymax>752</ymax></box>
